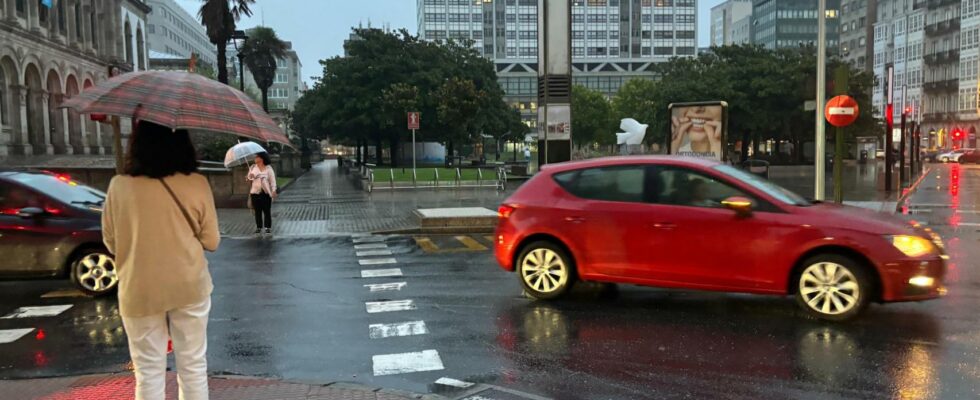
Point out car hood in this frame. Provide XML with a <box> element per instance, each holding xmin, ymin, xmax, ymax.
<box><xmin>804</xmin><ymin>202</ymin><xmax>917</xmax><ymax>236</ymax></box>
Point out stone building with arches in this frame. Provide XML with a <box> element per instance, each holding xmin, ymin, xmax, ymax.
<box><xmin>0</xmin><ymin>0</ymin><xmax>150</xmax><ymax>157</ymax></box>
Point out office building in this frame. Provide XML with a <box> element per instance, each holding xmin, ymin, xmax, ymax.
<box><xmin>0</xmin><ymin>0</ymin><xmax>150</xmax><ymax>157</ymax></box>
<box><xmin>751</xmin><ymin>0</ymin><xmax>840</xmax><ymax>51</ymax></box>
<box><xmin>711</xmin><ymin>0</ymin><xmax>753</xmax><ymax>46</ymax></box>
<box><xmin>839</xmin><ymin>0</ymin><xmax>875</xmax><ymax>72</ymax></box>
<box><xmin>731</xmin><ymin>12</ymin><xmax>753</xmax><ymax>44</ymax></box>
<box><xmin>145</xmin><ymin>0</ymin><xmax>217</xmax><ymax>70</ymax></box>
<box><xmin>418</xmin><ymin>0</ymin><xmax>698</xmax><ymax>127</ymax></box>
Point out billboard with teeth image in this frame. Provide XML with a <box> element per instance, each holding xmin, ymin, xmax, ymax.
<box><xmin>668</xmin><ymin>102</ymin><xmax>728</xmax><ymax>161</ymax></box>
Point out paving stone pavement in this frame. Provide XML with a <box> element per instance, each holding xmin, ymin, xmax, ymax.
<box><xmin>218</xmin><ymin>162</ymin><xmax>514</xmax><ymax>237</ymax></box>
<box><xmin>0</xmin><ymin>372</ymin><xmax>439</xmax><ymax>400</ymax></box>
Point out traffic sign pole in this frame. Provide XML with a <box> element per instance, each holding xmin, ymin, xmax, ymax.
<box><xmin>407</xmin><ymin>112</ymin><xmax>420</xmax><ymax>174</ymax></box>
<box><xmin>900</xmin><ymin>109</ymin><xmax>907</xmax><ymax>185</ymax></box>
<box><xmin>412</xmin><ymin>129</ymin><xmax>417</xmax><ymax>172</ymax></box>
<box><xmin>824</xmin><ymin>93</ymin><xmax>859</xmax><ymax>203</ymax></box>
<box><xmin>834</xmin><ymin>125</ymin><xmax>843</xmax><ymax>203</ymax></box>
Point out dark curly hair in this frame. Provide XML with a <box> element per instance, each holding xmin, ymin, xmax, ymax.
<box><xmin>255</xmin><ymin>152</ymin><xmax>272</xmax><ymax>166</ymax></box>
<box><xmin>125</xmin><ymin>120</ymin><xmax>199</xmax><ymax>178</ymax></box>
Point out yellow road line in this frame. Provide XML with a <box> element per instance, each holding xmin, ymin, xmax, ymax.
<box><xmin>455</xmin><ymin>235</ymin><xmax>489</xmax><ymax>251</ymax></box>
<box><xmin>484</xmin><ymin>235</ymin><xmax>495</xmax><ymax>243</ymax></box>
<box><xmin>415</xmin><ymin>237</ymin><xmax>440</xmax><ymax>253</ymax></box>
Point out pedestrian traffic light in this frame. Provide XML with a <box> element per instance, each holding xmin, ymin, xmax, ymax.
<box><xmin>904</xmin><ymin>106</ymin><xmax>912</xmax><ymax>115</ymax></box>
<box><xmin>952</xmin><ymin>128</ymin><xmax>963</xmax><ymax>140</ymax></box>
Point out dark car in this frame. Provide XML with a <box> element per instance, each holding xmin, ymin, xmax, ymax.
<box><xmin>0</xmin><ymin>170</ymin><xmax>116</xmax><ymax>296</ymax></box>
<box><xmin>957</xmin><ymin>149</ymin><xmax>980</xmax><ymax>164</ymax></box>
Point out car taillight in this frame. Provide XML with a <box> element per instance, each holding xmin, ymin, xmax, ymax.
<box><xmin>498</xmin><ymin>205</ymin><xmax>516</xmax><ymax>219</ymax></box>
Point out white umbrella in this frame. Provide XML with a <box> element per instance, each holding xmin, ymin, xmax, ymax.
<box><xmin>224</xmin><ymin>141</ymin><xmax>267</xmax><ymax>168</ymax></box>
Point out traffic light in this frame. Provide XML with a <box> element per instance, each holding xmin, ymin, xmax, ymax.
<box><xmin>952</xmin><ymin>128</ymin><xmax>964</xmax><ymax>140</ymax></box>
<box><xmin>904</xmin><ymin>106</ymin><xmax>912</xmax><ymax>115</ymax></box>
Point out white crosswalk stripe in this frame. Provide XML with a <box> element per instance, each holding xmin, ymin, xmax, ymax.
<box><xmin>365</xmin><ymin>300</ymin><xmax>416</xmax><ymax>313</ymax></box>
<box><xmin>354</xmin><ymin>243</ymin><xmax>389</xmax><ymax>250</ymax></box>
<box><xmin>372</xmin><ymin>350</ymin><xmax>444</xmax><ymax>376</ymax></box>
<box><xmin>359</xmin><ymin>258</ymin><xmax>397</xmax><ymax>266</ymax></box>
<box><xmin>0</xmin><ymin>328</ymin><xmax>34</xmax><ymax>344</ymax></box>
<box><xmin>361</xmin><ymin>268</ymin><xmax>403</xmax><ymax>278</ymax></box>
<box><xmin>369</xmin><ymin>321</ymin><xmax>428</xmax><ymax>339</ymax></box>
<box><xmin>357</xmin><ymin>249</ymin><xmax>394</xmax><ymax>257</ymax></box>
<box><xmin>435</xmin><ymin>377</ymin><xmax>475</xmax><ymax>389</ymax></box>
<box><xmin>364</xmin><ymin>282</ymin><xmax>407</xmax><ymax>292</ymax></box>
<box><xmin>1</xmin><ymin>305</ymin><xmax>74</xmax><ymax>319</ymax></box>
<box><xmin>353</xmin><ymin>236</ymin><xmax>387</xmax><ymax>244</ymax></box>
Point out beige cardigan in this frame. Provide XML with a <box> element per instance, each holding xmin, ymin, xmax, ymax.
<box><xmin>102</xmin><ymin>173</ymin><xmax>220</xmax><ymax>318</ymax></box>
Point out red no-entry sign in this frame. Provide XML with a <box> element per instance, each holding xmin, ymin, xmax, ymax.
<box><xmin>407</xmin><ymin>112</ymin><xmax>420</xmax><ymax>130</ymax></box>
<box><xmin>825</xmin><ymin>95</ymin><xmax>859</xmax><ymax>127</ymax></box>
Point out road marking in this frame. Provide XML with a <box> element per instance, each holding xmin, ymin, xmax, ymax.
<box><xmin>372</xmin><ymin>350</ymin><xmax>444</xmax><ymax>376</ymax></box>
<box><xmin>456</xmin><ymin>236</ymin><xmax>489</xmax><ymax>251</ymax></box>
<box><xmin>361</xmin><ymin>268</ymin><xmax>403</xmax><ymax>278</ymax></box>
<box><xmin>357</xmin><ymin>249</ymin><xmax>394</xmax><ymax>257</ymax></box>
<box><xmin>355</xmin><ymin>243</ymin><xmax>388</xmax><ymax>250</ymax></box>
<box><xmin>0</xmin><ymin>328</ymin><xmax>34</xmax><ymax>344</ymax></box>
<box><xmin>955</xmin><ymin>222</ymin><xmax>980</xmax><ymax>227</ymax></box>
<box><xmin>366</xmin><ymin>300</ymin><xmax>416</xmax><ymax>313</ymax></box>
<box><xmin>484</xmin><ymin>235</ymin><xmax>495</xmax><ymax>243</ymax></box>
<box><xmin>364</xmin><ymin>282</ymin><xmax>407</xmax><ymax>292</ymax></box>
<box><xmin>40</xmin><ymin>289</ymin><xmax>86</xmax><ymax>299</ymax></box>
<box><xmin>353</xmin><ymin>236</ymin><xmax>387</xmax><ymax>244</ymax></box>
<box><xmin>1</xmin><ymin>305</ymin><xmax>73</xmax><ymax>319</ymax></box>
<box><xmin>416</xmin><ymin>237</ymin><xmax>439</xmax><ymax>253</ymax></box>
<box><xmin>359</xmin><ymin>258</ymin><xmax>397</xmax><ymax>266</ymax></box>
<box><xmin>435</xmin><ymin>377</ymin><xmax>475</xmax><ymax>389</ymax></box>
<box><xmin>369</xmin><ymin>321</ymin><xmax>428</xmax><ymax>339</ymax></box>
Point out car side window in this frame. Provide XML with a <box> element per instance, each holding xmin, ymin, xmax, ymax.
<box><xmin>650</xmin><ymin>167</ymin><xmax>752</xmax><ymax>209</ymax></box>
<box><xmin>0</xmin><ymin>183</ymin><xmax>42</xmax><ymax>215</ymax></box>
<box><xmin>553</xmin><ymin>166</ymin><xmax>647</xmax><ymax>203</ymax></box>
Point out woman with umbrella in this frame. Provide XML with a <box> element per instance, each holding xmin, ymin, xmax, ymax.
<box><xmin>225</xmin><ymin>141</ymin><xmax>277</xmax><ymax>234</ymax></box>
<box><xmin>62</xmin><ymin>71</ymin><xmax>290</xmax><ymax>400</ymax></box>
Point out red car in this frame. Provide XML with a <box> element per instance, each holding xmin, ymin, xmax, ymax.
<box><xmin>495</xmin><ymin>156</ymin><xmax>946</xmax><ymax>321</ymax></box>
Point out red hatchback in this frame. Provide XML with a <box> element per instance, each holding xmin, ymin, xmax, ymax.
<box><xmin>495</xmin><ymin>156</ymin><xmax>947</xmax><ymax>320</ymax></box>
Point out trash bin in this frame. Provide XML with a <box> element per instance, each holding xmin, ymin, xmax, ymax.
<box><xmin>859</xmin><ymin>150</ymin><xmax>868</xmax><ymax>165</ymax></box>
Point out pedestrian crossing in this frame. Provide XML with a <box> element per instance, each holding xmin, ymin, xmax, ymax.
<box><xmin>0</xmin><ymin>304</ymin><xmax>75</xmax><ymax>344</ymax></box>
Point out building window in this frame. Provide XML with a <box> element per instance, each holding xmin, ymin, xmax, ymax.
<box><xmin>275</xmin><ymin>72</ymin><xmax>288</xmax><ymax>83</ymax></box>
<box><xmin>676</xmin><ymin>31</ymin><xmax>695</xmax><ymax>39</ymax></box>
<box><xmin>654</xmin><ymin>46</ymin><xmax>672</xmax><ymax>55</ymax></box>
<box><xmin>654</xmin><ymin>15</ymin><xmax>672</xmax><ymax>23</ymax></box>
<box><xmin>16</xmin><ymin>0</ymin><xmax>25</xmax><ymax>15</ymax></box>
<box><xmin>74</xmin><ymin>2</ymin><xmax>82</xmax><ymax>38</ymax></box>
<box><xmin>38</xmin><ymin>0</ymin><xmax>48</xmax><ymax>23</ymax></box>
<box><xmin>57</xmin><ymin>0</ymin><xmax>66</xmax><ymax>33</ymax></box>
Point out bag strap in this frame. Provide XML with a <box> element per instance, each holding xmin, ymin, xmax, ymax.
<box><xmin>159</xmin><ymin>177</ymin><xmax>200</xmax><ymax>239</ymax></box>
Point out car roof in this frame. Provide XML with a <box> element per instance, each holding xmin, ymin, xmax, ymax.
<box><xmin>540</xmin><ymin>155</ymin><xmax>722</xmax><ymax>174</ymax></box>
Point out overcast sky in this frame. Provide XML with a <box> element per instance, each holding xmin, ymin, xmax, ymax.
<box><xmin>175</xmin><ymin>0</ymin><xmax>725</xmax><ymax>86</ymax></box>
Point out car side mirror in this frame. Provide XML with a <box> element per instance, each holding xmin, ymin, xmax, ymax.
<box><xmin>721</xmin><ymin>196</ymin><xmax>753</xmax><ymax>217</ymax></box>
<box><xmin>16</xmin><ymin>207</ymin><xmax>44</xmax><ymax>219</ymax></box>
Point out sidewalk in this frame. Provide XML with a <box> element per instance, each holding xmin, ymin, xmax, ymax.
<box><xmin>0</xmin><ymin>372</ymin><xmax>439</xmax><ymax>400</ymax></box>
<box><xmin>217</xmin><ymin>162</ymin><xmax>513</xmax><ymax>237</ymax></box>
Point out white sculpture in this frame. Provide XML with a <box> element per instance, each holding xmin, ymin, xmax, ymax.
<box><xmin>616</xmin><ymin>118</ymin><xmax>647</xmax><ymax>145</ymax></box>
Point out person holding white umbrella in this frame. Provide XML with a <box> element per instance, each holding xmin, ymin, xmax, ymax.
<box><xmin>225</xmin><ymin>142</ymin><xmax>277</xmax><ymax>235</ymax></box>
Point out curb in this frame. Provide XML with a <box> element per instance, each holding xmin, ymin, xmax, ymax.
<box><xmin>894</xmin><ymin>165</ymin><xmax>933</xmax><ymax>212</ymax></box>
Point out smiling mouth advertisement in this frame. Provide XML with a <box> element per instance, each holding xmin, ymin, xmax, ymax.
<box><xmin>669</xmin><ymin>103</ymin><xmax>726</xmax><ymax>161</ymax></box>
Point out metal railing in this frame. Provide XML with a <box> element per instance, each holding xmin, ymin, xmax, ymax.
<box><xmin>363</xmin><ymin>166</ymin><xmax>507</xmax><ymax>192</ymax></box>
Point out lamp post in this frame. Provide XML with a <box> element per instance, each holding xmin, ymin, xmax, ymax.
<box><xmin>231</xmin><ymin>30</ymin><xmax>248</xmax><ymax>91</ymax></box>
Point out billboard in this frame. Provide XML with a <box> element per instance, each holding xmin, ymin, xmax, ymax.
<box><xmin>539</xmin><ymin>103</ymin><xmax>571</xmax><ymax>141</ymax></box>
<box><xmin>668</xmin><ymin>102</ymin><xmax>728</xmax><ymax>161</ymax></box>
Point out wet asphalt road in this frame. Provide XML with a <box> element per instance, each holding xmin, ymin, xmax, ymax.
<box><xmin>0</xmin><ymin>164</ymin><xmax>978</xmax><ymax>399</ymax></box>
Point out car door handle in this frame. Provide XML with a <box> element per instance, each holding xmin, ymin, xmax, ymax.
<box><xmin>564</xmin><ymin>216</ymin><xmax>586</xmax><ymax>223</ymax></box>
<box><xmin>652</xmin><ymin>222</ymin><xmax>676</xmax><ymax>230</ymax></box>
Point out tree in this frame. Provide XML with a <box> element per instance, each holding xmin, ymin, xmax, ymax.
<box><xmin>612</xmin><ymin>78</ymin><xmax>662</xmax><ymax>145</ymax></box>
<box><xmin>435</xmin><ymin>77</ymin><xmax>483</xmax><ymax>165</ymax></box>
<box><xmin>241</xmin><ymin>26</ymin><xmax>288</xmax><ymax>112</ymax></box>
<box><xmin>571</xmin><ymin>85</ymin><xmax>615</xmax><ymax>147</ymax></box>
<box><xmin>198</xmin><ymin>0</ymin><xmax>254</xmax><ymax>84</ymax></box>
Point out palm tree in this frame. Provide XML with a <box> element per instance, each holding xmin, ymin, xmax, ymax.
<box><xmin>241</xmin><ymin>26</ymin><xmax>288</xmax><ymax>112</ymax></box>
<box><xmin>198</xmin><ymin>0</ymin><xmax>254</xmax><ymax>84</ymax></box>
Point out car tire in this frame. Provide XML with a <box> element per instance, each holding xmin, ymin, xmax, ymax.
<box><xmin>70</xmin><ymin>248</ymin><xmax>118</xmax><ymax>297</ymax></box>
<box><xmin>794</xmin><ymin>254</ymin><xmax>872</xmax><ymax>321</ymax></box>
<box><xmin>941</xmin><ymin>157</ymin><xmax>949</xmax><ymax>163</ymax></box>
<box><xmin>516</xmin><ymin>241</ymin><xmax>576</xmax><ymax>300</ymax></box>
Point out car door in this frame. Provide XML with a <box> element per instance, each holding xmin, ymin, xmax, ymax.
<box><xmin>0</xmin><ymin>181</ymin><xmax>73</xmax><ymax>274</ymax></box>
<box><xmin>636</xmin><ymin>166</ymin><xmax>787</xmax><ymax>289</ymax></box>
<box><xmin>552</xmin><ymin>165</ymin><xmax>664</xmax><ymax>279</ymax></box>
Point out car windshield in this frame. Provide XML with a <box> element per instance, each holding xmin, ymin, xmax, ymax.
<box><xmin>9</xmin><ymin>173</ymin><xmax>105</xmax><ymax>209</ymax></box>
<box><xmin>711</xmin><ymin>165</ymin><xmax>810</xmax><ymax>206</ymax></box>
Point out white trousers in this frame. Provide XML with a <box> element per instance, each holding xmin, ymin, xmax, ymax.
<box><xmin>121</xmin><ymin>297</ymin><xmax>211</xmax><ymax>400</ymax></box>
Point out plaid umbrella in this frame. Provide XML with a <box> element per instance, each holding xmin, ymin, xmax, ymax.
<box><xmin>60</xmin><ymin>71</ymin><xmax>290</xmax><ymax>144</ymax></box>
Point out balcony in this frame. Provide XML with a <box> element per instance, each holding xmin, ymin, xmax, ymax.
<box><xmin>922</xmin><ymin>112</ymin><xmax>957</xmax><ymax>123</ymax></box>
<box><xmin>924</xmin><ymin>19</ymin><xmax>960</xmax><ymax>36</ymax></box>
<box><xmin>923</xmin><ymin>78</ymin><xmax>959</xmax><ymax>93</ymax></box>
<box><xmin>923</xmin><ymin>49</ymin><xmax>960</xmax><ymax>65</ymax></box>
<box><xmin>927</xmin><ymin>0</ymin><xmax>960</xmax><ymax>8</ymax></box>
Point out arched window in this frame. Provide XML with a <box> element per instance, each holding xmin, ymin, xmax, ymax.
<box><xmin>0</xmin><ymin>66</ymin><xmax>7</xmax><ymax>126</ymax></box>
<box><xmin>38</xmin><ymin>0</ymin><xmax>48</xmax><ymax>24</ymax></box>
<box><xmin>125</xmin><ymin>20</ymin><xmax>134</xmax><ymax>66</ymax></box>
<box><xmin>57</xmin><ymin>0</ymin><xmax>66</xmax><ymax>33</ymax></box>
<box><xmin>136</xmin><ymin>25</ymin><xmax>146</xmax><ymax>70</ymax></box>
<box><xmin>90</xmin><ymin>6</ymin><xmax>98</xmax><ymax>49</ymax></box>
<box><xmin>74</xmin><ymin>2</ymin><xmax>82</xmax><ymax>39</ymax></box>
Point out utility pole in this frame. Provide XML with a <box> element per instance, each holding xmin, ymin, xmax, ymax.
<box><xmin>885</xmin><ymin>65</ymin><xmax>894</xmax><ymax>192</ymax></box>
<box><xmin>814</xmin><ymin>0</ymin><xmax>827</xmax><ymax>200</ymax></box>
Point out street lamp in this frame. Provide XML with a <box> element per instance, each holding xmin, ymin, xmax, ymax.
<box><xmin>230</xmin><ymin>30</ymin><xmax>249</xmax><ymax>91</ymax></box>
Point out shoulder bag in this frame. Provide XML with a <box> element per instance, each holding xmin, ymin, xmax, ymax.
<box><xmin>159</xmin><ymin>177</ymin><xmax>201</xmax><ymax>240</ymax></box>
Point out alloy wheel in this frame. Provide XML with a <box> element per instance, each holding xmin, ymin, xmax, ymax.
<box><xmin>76</xmin><ymin>252</ymin><xmax>118</xmax><ymax>294</ymax></box>
<box><xmin>799</xmin><ymin>262</ymin><xmax>860</xmax><ymax>316</ymax></box>
<box><xmin>520</xmin><ymin>248</ymin><xmax>568</xmax><ymax>294</ymax></box>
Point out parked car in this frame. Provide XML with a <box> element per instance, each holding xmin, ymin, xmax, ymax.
<box><xmin>494</xmin><ymin>156</ymin><xmax>946</xmax><ymax>321</ymax></box>
<box><xmin>937</xmin><ymin>148</ymin><xmax>973</xmax><ymax>163</ymax></box>
<box><xmin>957</xmin><ymin>149</ymin><xmax>980</xmax><ymax>164</ymax></box>
<box><xmin>0</xmin><ymin>170</ymin><xmax>116</xmax><ymax>296</ymax></box>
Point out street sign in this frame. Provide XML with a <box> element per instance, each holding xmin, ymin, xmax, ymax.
<box><xmin>825</xmin><ymin>95</ymin><xmax>859</xmax><ymax>127</ymax></box>
<box><xmin>407</xmin><ymin>112</ymin><xmax>420</xmax><ymax>130</ymax></box>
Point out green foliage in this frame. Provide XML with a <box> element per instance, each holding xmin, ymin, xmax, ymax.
<box><xmin>192</xmin><ymin>132</ymin><xmax>237</xmax><ymax>162</ymax></box>
<box><xmin>571</xmin><ymin>85</ymin><xmax>617</xmax><ymax>147</ymax></box>
<box><xmin>241</xmin><ymin>26</ymin><xmax>289</xmax><ymax>111</ymax></box>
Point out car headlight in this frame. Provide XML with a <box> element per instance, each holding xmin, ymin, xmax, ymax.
<box><xmin>888</xmin><ymin>235</ymin><xmax>936</xmax><ymax>257</ymax></box>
